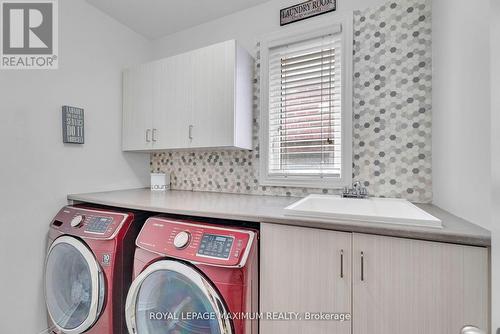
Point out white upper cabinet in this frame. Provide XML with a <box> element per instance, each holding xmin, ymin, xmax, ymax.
<box><xmin>152</xmin><ymin>55</ymin><xmax>193</xmax><ymax>149</ymax></box>
<box><xmin>122</xmin><ymin>40</ymin><xmax>253</xmax><ymax>151</ymax></box>
<box><xmin>123</xmin><ymin>63</ymin><xmax>154</xmax><ymax>151</ymax></box>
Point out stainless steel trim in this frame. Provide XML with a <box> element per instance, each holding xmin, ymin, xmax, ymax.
<box><xmin>125</xmin><ymin>260</ymin><xmax>233</xmax><ymax>334</ymax></box>
<box><xmin>135</xmin><ymin>218</ymin><xmax>256</xmax><ymax>268</ymax></box>
<box><xmin>146</xmin><ymin>129</ymin><xmax>151</xmax><ymax>142</ymax></box>
<box><xmin>45</xmin><ymin>236</ymin><xmax>104</xmax><ymax>334</ymax></box>
<box><xmin>360</xmin><ymin>251</ymin><xmax>364</xmax><ymax>282</ymax></box>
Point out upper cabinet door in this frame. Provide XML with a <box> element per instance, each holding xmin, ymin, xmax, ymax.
<box><xmin>123</xmin><ymin>40</ymin><xmax>253</xmax><ymax>152</ymax></box>
<box><xmin>190</xmin><ymin>40</ymin><xmax>236</xmax><ymax>148</ymax></box>
<box><xmin>260</xmin><ymin>223</ymin><xmax>352</xmax><ymax>334</ymax></box>
<box><xmin>153</xmin><ymin>56</ymin><xmax>193</xmax><ymax>149</ymax></box>
<box><xmin>352</xmin><ymin>233</ymin><xmax>489</xmax><ymax>334</ymax></box>
<box><xmin>123</xmin><ymin>63</ymin><xmax>154</xmax><ymax>151</ymax></box>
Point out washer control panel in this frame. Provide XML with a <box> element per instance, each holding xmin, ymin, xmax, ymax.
<box><xmin>85</xmin><ymin>216</ymin><xmax>114</xmax><ymax>234</ymax></box>
<box><xmin>50</xmin><ymin>206</ymin><xmax>129</xmax><ymax>240</ymax></box>
<box><xmin>136</xmin><ymin>217</ymin><xmax>256</xmax><ymax>267</ymax></box>
<box><xmin>197</xmin><ymin>234</ymin><xmax>234</xmax><ymax>259</ymax></box>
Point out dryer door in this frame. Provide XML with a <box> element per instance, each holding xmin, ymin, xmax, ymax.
<box><xmin>45</xmin><ymin>236</ymin><xmax>105</xmax><ymax>334</ymax></box>
<box><xmin>125</xmin><ymin>260</ymin><xmax>232</xmax><ymax>334</ymax></box>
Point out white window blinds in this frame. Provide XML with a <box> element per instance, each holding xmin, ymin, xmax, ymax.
<box><xmin>267</xmin><ymin>31</ymin><xmax>342</xmax><ymax>177</ymax></box>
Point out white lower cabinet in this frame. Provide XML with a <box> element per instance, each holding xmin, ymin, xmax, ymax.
<box><xmin>352</xmin><ymin>233</ymin><xmax>489</xmax><ymax>334</ymax></box>
<box><xmin>260</xmin><ymin>223</ymin><xmax>352</xmax><ymax>334</ymax></box>
<box><xmin>260</xmin><ymin>223</ymin><xmax>489</xmax><ymax>334</ymax></box>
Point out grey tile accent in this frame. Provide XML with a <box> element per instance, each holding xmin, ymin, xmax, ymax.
<box><xmin>151</xmin><ymin>0</ymin><xmax>432</xmax><ymax>203</ymax></box>
<box><xmin>352</xmin><ymin>0</ymin><xmax>432</xmax><ymax>202</ymax></box>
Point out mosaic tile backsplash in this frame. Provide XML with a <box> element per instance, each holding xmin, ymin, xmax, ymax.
<box><xmin>151</xmin><ymin>0</ymin><xmax>432</xmax><ymax>203</ymax></box>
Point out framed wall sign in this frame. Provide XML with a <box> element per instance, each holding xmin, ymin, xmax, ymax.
<box><xmin>62</xmin><ymin>106</ymin><xmax>84</xmax><ymax>144</ymax></box>
<box><xmin>280</xmin><ymin>0</ymin><xmax>337</xmax><ymax>26</ymax></box>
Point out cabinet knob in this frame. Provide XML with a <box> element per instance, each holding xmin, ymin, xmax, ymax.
<box><xmin>146</xmin><ymin>129</ymin><xmax>151</xmax><ymax>142</ymax></box>
<box><xmin>152</xmin><ymin>128</ymin><xmax>158</xmax><ymax>142</ymax></box>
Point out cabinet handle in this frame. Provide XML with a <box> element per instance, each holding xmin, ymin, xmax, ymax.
<box><xmin>340</xmin><ymin>249</ymin><xmax>344</xmax><ymax>278</ymax></box>
<box><xmin>146</xmin><ymin>129</ymin><xmax>151</xmax><ymax>143</ymax></box>
<box><xmin>361</xmin><ymin>251</ymin><xmax>365</xmax><ymax>282</ymax></box>
<box><xmin>189</xmin><ymin>125</ymin><xmax>194</xmax><ymax>140</ymax></box>
<box><xmin>152</xmin><ymin>128</ymin><xmax>157</xmax><ymax>142</ymax></box>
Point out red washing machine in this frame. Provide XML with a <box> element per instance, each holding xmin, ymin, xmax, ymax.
<box><xmin>125</xmin><ymin>216</ymin><xmax>259</xmax><ymax>334</ymax></box>
<box><xmin>44</xmin><ymin>205</ymin><xmax>147</xmax><ymax>334</ymax></box>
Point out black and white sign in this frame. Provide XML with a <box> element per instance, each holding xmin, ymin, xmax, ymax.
<box><xmin>280</xmin><ymin>0</ymin><xmax>336</xmax><ymax>26</ymax></box>
<box><xmin>62</xmin><ymin>105</ymin><xmax>84</xmax><ymax>144</ymax></box>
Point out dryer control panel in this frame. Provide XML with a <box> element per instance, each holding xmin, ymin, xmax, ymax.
<box><xmin>136</xmin><ymin>217</ymin><xmax>256</xmax><ymax>268</ymax></box>
<box><xmin>50</xmin><ymin>206</ymin><xmax>129</xmax><ymax>240</ymax></box>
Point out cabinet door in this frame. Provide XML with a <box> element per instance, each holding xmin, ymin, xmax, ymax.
<box><xmin>260</xmin><ymin>223</ymin><xmax>352</xmax><ymax>334</ymax></box>
<box><xmin>152</xmin><ymin>56</ymin><xmax>193</xmax><ymax>150</ymax></box>
<box><xmin>123</xmin><ymin>63</ymin><xmax>153</xmax><ymax>151</ymax></box>
<box><xmin>190</xmin><ymin>40</ymin><xmax>235</xmax><ymax>148</ymax></box>
<box><xmin>352</xmin><ymin>233</ymin><xmax>489</xmax><ymax>334</ymax></box>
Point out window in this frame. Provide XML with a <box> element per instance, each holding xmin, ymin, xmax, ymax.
<box><xmin>260</xmin><ymin>16</ymin><xmax>353</xmax><ymax>188</ymax></box>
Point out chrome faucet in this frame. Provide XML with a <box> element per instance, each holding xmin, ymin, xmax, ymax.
<box><xmin>342</xmin><ymin>181</ymin><xmax>369</xmax><ymax>199</ymax></box>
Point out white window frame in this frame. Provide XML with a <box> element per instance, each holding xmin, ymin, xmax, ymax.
<box><xmin>259</xmin><ymin>14</ymin><xmax>353</xmax><ymax>188</ymax></box>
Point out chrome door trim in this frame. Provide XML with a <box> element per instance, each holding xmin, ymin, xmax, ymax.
<box><xmin>45</xmin><ymin>236</ymin><xmax>104</xmax><ymax>334</ymax></box>
<box><xmin>125</xmin><ymin>260</ymin><xmax>233</xmax><ymax>334</ymax></box>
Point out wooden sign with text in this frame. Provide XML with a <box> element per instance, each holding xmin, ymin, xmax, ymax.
<box><xmin>280</xmin><ymin>0</ymin><xmax>337</xmax><ymax>26</ymax></box>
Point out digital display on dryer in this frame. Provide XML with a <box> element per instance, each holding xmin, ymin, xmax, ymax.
<box><xmin>197</xmin><ymin>234</ymin><xmax>234</xmax><ymax>259</ymax></box>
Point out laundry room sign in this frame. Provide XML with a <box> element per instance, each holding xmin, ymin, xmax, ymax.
<box><xmin>62</xmin><ymin>106</ymin><xmax>84</xmax><ymax>144</ymax></box>
<box><xmin>280</xmin><ymin>0</ymin><xmax>336</xmax><ymax>26</ymax></box>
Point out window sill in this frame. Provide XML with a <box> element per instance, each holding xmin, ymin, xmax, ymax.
<box><xmin>259</xmin><ymin>175</ymin><xmax>351</xmax><ymax>189</ymax></box>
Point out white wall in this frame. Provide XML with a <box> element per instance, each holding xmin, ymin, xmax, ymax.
<box><xmin>491</xmin><ymin>0</ymin><xmax>500</xmax><ymax>331</ymax></box>
<box><xmin>432</xmin><ymin>0</ymin><xmax>491</xmax><ymax>229</ymax></box>
<box><xmin>152</xmin><ymin>0</ymin><xmax>387</xmax><ymax>59</ymax></box>
<box><xmin>0</xmin><ymin>1</ymin><xmax>151</xmax><ymax>332</ymax></box>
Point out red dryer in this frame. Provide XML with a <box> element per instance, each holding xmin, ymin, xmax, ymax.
<box><xmin>44</xmin><ymin>206</ymin><xmax>146</xmax><ymax>334</ymax></box>
<box><xmin>125</xmin><ymin>216</ymin><xmax>259</xmax><ymax>334</ymax></box>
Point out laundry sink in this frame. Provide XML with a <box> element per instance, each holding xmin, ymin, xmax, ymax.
<box><xmin>284</xmin><ymin>195</ymin><xmax>442</xmax><ymax>228</ymax></box>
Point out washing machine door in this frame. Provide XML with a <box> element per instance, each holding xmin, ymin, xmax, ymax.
<box><xmin>125</xmin><ymin>260</ymin><xmax>232</xmax><ymax>334</ymax></box>
<box><xmin>45</xmin><ymin>236</ymin><xmax>105</xmax><ymax>334</ymax></box>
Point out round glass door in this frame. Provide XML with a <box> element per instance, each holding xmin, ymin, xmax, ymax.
<box><xmin>45</xmin><ymin>236</ymin><xmax>104</xmax><ymax>334</ymax></box>
<box><xmin>126</xmin><ymin>260</ymin><xmax>232</xmax><ymax>334</ymax></box>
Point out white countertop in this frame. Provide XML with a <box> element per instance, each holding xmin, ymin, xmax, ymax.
<box><xmin>68</xmin><ymin>188</ymin><xmax>490</xmax><ymax>247</ymax></box>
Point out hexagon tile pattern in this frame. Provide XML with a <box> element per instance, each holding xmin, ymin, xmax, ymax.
<box><xmin>352</xmin><ymin>0</ymin><xmax>432</xmax><ymax>202</ymax></box>
<box><xmin>151</xmin><ymin>0</ymin><xmax>432</xmax><ymax>203</ymax></box>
